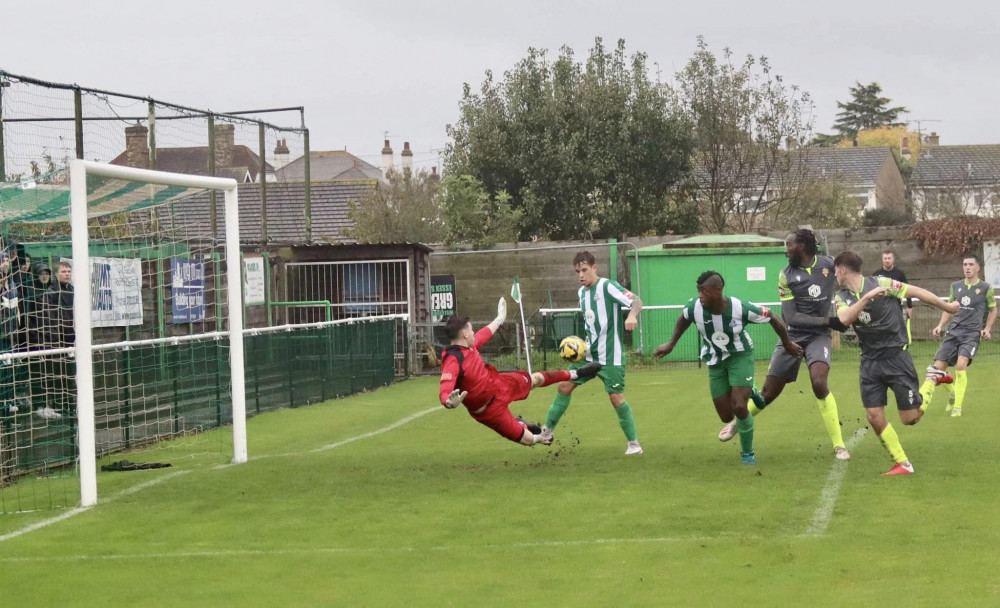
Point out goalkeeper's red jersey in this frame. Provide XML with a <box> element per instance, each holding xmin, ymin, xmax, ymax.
<box><xmin>439</xmin><ymin>326</ymin><xmax>499</xmax><ymax>410</ymax></box>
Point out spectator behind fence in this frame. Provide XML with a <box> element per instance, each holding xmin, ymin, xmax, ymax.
<box><xmin>0</xmin><ymin>252</ymin><xmax>22</xmax><ymax>417</ymax></box>
<box><xmin>37</xmin><ymin>260</ymin><xmax>75</xmax><ymax>420</ymax></box>
<box><xmin>21</xmin><ymin>261</ymin><xmax>51</xmax><ymax>349</ymax></box>
<box><xmin>21</xmin><ymin>261</ymin><xmax>52</xmax><ymax>416</ymax></box>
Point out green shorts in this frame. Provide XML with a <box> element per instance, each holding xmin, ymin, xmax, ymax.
<box><xmin>708</xmin><ymin>352</ymin><xmax>755</xmax><ymax>400</ymax></box>
<box><xmin>570</xmin><ymin>361</ymin><xmax>626</xmax><ymax>394</ymax></box>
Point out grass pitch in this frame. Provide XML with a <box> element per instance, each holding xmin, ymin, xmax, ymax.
<box><xmin>1</xmin><ymin>352</ymin><xmax>998</xmax><ymax>607</ymax></box>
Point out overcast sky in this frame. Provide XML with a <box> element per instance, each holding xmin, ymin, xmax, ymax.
<box><xmin>2</xmin><ymin>0</ymin><xmax>997</xmax><ymax>174</ymax></box>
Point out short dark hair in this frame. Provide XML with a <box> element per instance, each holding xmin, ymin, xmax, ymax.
<box><xmin>696</xmin><ymin>270</ymin><xmax>724</xmax><ymax>287</ymax></box>
<box><xmin>963</xmin><ymin>254</ymin><xmax>981</xmax><ymax>265</ymax></box>
<box><xmin>833</xmin><ymin>251</ymin><xmax>863</xmax><ymax>273</ymax></box>
<box><xmin>443</xmin><ymin>315</ymin><xmax>470</xmax><ymax>341</ymax></box>
<box><xmin>58</xmin><ymin>261</ymin><xmax>72</xmax><ymax>270</ymax></box>
<box><xmin>881</xmin><ymin>248</ymin><xmax>895</xmax><ymax>256</ymax></box>
<box><xmin>791</xmin><ymin>229</ymin><xmax>818</xmax><ymax>256</ymax></box>
<box><xmin>572</xmin><ymin>251</ymin><xmax>596</xmax><ymax>266</ymax></box>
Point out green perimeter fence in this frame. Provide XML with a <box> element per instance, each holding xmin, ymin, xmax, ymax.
<box><xmin>0</xmin><ymin>318</ymin><xmax>403</xmax><ymax>490</ymax></box>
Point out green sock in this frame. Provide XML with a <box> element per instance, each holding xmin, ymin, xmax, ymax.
<box><xmin>544</xmin><ymin>392</ymin><xmax>572</xmax><ymax>429</ymax></box>
<box><xmin>918</xmin><ymin>379</ymin><xmax>935</xmax><ymax>412</ymax></box>
<box><xmin>954</xmin><ymin>370</ymin><xmax>968</xmax><ymax>409</ymax></box>
<box><xmin>877</xmin><ymin>423</ymin><xmax>907</xmax><ymax>464</ymax></box>
<box><xmin>736</xmin><ymin>414</ymin><xmax>754</xmax><ymax>454</ymax></box>
<box><xmin>817</xmin><ymin>393</ymin><xmax>846</xmax><ymax>449</ymax></box>
<box><xmin>614</xmin><ymin>401</ymin><xmax>638</xmax><ymax>442</ymax></box>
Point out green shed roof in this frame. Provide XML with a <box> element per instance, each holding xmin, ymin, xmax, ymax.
<box><xmin>634</xmin><ymin>234</ymin><xmax>786</xmax><ymax>257</ymax></box>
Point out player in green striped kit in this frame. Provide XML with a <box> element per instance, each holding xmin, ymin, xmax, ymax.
<box><xmin>654</xmin><ymin>271</ymin><xmax>802</xmax><ymax>465</ymax></box>
<box><xmin>539</xmin><ymin>251</ymin><xmax>644</xmax><ymax>455</ymax></box>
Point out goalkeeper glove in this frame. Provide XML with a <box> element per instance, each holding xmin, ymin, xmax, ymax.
<box><xmin>444</xmin><ymin>389</ymin><xmax>468</xmax><ymax>409</ymax></box>
<box><xmin>493</xmin><ymin>297</ymin><xmax>507</xmax><ymax>326</ymax></box>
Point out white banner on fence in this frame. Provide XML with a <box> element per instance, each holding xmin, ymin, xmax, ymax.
<box><xmin>244</xmin><ymin>256</ymin><xmax>266</xmax><ymax>305</ymax></box>
<box><xmin>985</xmin><ymin>240</ymin><xmax>1000</xmax><ymax>288</ymax></box>
<box><xmin>90</xmin><ymin>256</ymin><xmax>143</xmax><ymax>327</ymax></box>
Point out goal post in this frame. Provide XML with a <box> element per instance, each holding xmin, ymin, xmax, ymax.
<box><xmin>69</xmin><ymin>160</ymin><xmax>246</xmax><ymax>507</ymax></box>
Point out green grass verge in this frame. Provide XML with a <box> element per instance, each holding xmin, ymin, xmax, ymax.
<box><xmin>1</xmin><ymin>355</ymin><xmax>998</xmax><ymax>607</ymax></box>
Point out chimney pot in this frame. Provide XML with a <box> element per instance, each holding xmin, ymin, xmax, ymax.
<box><xmin>124</xmin><ymin>123</ymin><xmax>151</xmax><ymax>169</ymax></box>
<box><xmin>401</xmin><ymin>142</ymin><xmax>413</xmax><ymax>176</ymax></box>
<box><xmin>381</xmin><ymin>139</ymin><xmax>394</xmax><ymax>177</ymax></box>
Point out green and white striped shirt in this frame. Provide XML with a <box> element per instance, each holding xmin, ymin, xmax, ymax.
<box><xmin>682</xmin><ymin>296</ymin><xmax>772</xmax><ymax>366</ymax></box>
<box><xmin>579</xmin><ymin>278</ymin><xmax>636</xmax><ymax>366</ymax></box>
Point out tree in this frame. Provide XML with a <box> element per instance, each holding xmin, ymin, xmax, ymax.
<box><xmin>767</xmin><ymin>177</ymin><xmax>861</xmax><ymax>231</ymax></box>
<box><xmin>673</xmin><ymin>37</ymin><xmax>815</xmax><ymax>233</ymax></box>
<box><xmin>832</xmin><ymin>82</ymin><xmax>907</xmax><ymax>145</ymax></box>
<box><xmin>445</xmin><ymin>38</ymin><xmax>694</xmax><ymax>240</ymax></box>
<box><xmin>345</xmin><ymin>170</ymin><xmax>445</xmax><ymax>244</ymax></box>
<box><xmin>441</xmin><ymin>175</ymin><xmax>521</xmax><ymax>249</ymax></box>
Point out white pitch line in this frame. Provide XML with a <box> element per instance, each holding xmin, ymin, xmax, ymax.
<box><xmin>804</xmin><ymin>427</ymin><xmax>869</xmax><ymax>536</ymax></box>
<box><xmin>0</xmin><ymin>470</ymin><xmax>190</xmax><ymax>543</ymax></box>
<box><xmin>0</xmin><ymin>535</ymin><xmax>701</xmax><ymax>563</ymax></box>
<box><xmin>1</xmin><ymin>408</ymin><xmax>440</xmax><ymax>542</ymax></box>
<box><xmin>311</xmin><ymin>406</ymin><xmax>441</xmax><ymax>452</ymax></box>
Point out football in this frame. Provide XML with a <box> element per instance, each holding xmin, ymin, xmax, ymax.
<box><xmin>558</xmin><ymin>335</ymin><xmax>588</xmax><ymax>363</ymax></box>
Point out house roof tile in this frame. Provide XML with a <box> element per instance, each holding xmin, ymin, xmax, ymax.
<box><xmin>162</xmin><ymin>181</ymin><xmax>375</xmax><ymax>245</ymax></box>
<box><xmin>911</xmin><ymin>144</ymin><xmax>1000</xmax><ymax>186</ymax></box>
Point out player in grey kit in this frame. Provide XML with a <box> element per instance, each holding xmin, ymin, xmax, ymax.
<box><xmin>832</xmin><ymin>250</ymin><xmax>960</xmax><ymax>475</ymax></box>
<box><xmin>919</xmin><ymin>255</ymin><xmax>997</xmax><ymax>417</ymax></box>
<box><xmin>718</xmin><ymin>229</ymin><xmax>850</xmax><ymax>459</ymax></box>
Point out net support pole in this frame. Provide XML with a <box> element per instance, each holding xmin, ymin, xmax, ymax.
<box><xmin>70</xmin><ymin>160</ymin><xmax>98</xmax><ymax>507</ymax></box>
<box><xmin>224</xmin><ymin>186</ymin><xmax>248</xmax><ymax>464</ymax></box>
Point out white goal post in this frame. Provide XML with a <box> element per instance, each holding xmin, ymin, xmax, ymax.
<box><xmin>70</xmin><ymin>160</ymin><xmax>247</xmax><ymax>507</ymax></box>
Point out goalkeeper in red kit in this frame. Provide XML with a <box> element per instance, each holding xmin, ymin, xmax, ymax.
<box><xmin>439</xmin><ymin>297</ymin><xmax>602</xmax><ymax>446</ymax></box>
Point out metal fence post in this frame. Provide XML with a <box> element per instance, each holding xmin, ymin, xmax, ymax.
<box><xmin>73</xmin><ymin>87</ymin><xmax>84</xmax><ymax>160</ymax></box>
<box><xmin>303</xmin><ymin>128</ymin><xmax>311</xmax><ymax>243</ymax></box>
<box><xmin>259</xmin><ymin>123</ymin><xmax>268</xmax><ymax>242</ymax></box>
<box><xmin>0</xmin><ymin>79</ymin><xmax>6</xmax><ymax>180</ymax></box>
<box><xmin>208</xmin><ymin>114</ymin><xmax>216</xmax><ymax>239</ymax></box>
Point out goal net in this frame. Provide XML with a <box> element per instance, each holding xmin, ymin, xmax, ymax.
<box><xmin>1</xmin><ymin>160</ymin><xmax>247</xmax><ymax>508</ymax></box>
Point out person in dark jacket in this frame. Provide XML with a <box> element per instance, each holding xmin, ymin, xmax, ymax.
<box><xmin>20</xmin><ymin>260</ymin><xmax>51</xmax><ymax>349</ymax></box>
<box><xmin>37</xmin><ymin>260</ymin><xmax>75</xmax><ymax>419</ymax></box>
<box><xmin>0</xmin><ymin>252</ymin><xmax>21</xmax><ymax>417</ymax></box>
<box><xmin>20</xmin><ymin>260</ymin><xmax>53</xmax><ymax>416</ymax></box>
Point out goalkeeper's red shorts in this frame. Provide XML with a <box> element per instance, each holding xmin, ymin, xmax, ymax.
<box><xmin>470</xmin><ymin>371</ymin><xmax>533</xmax><ymax>442</ymax></box>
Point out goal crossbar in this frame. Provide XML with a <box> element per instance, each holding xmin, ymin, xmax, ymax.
<box><xmin>70</xmin><ymin>160</ymin><xmax>244</xmax><ymax>507</ymax></box>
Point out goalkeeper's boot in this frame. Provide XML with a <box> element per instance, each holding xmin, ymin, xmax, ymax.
<box><xmin>718</xmin><ymin>420</ymin><xmax>738</xmax><ymax>442</ymax></box>
<box><xmin>882</xmin><ymin>461</ymin><xmax>915</xmax><ymax>476</ymax></box>
<box><xmin>515</xmin><ymin>416</ymin><xmax>542</xmax><ymax>435</ymax></box>
<box><xmin>740</xmin><ymin>451</ymin><xmax>757</xmax><ymax>465</ymax></box>
<box><xmin>538</xmin><ymin>426</ymin><xmax>554</xmax><ymax>445</ymax></box>
<box><xmin>951</xmin><ymin>407</ymin><xmax>962</xmax><ymax>417</ymax></box>
<box><xmin>926</xmin><ymin>366</ymin><xmax>953</xmax><ymax>386</ymax></box>
<box><xmin>834</xmin><ymin>446</ymin><xmax>851</xmax><ymax>461</ymax></box>
<box><xmin>574</xmin><ymin>362</ymin><xmax>602</xmax><ymax>379</ymax></box>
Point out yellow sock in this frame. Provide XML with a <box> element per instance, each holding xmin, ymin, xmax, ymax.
<box><xmin>954</xmin><ymin>370</ymin><xmax>968</xmax><ymax>409</ymax></box>
<box><xmin>878</xmin><ymin>423</ymin><xmax>908</xmax><ymax>464</ymax></box>
<box><xmin>918</xmin><ymin>380</ymin><xmax>936</xmax><ymax>412</ymax></box>
<box><xmin>817</xmin><ymin>393</ymin><xmax>845</xmax><ymax>449</ymax></box>
<box><xmin>748</xmin><ymin>402</ymin><xmax>764</xmax><ymax>416</ymax></box>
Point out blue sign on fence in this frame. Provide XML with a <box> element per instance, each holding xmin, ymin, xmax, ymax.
<box><xmin>171</xmin><ymin>258</ymin><xmax>205</xmax><ymax>323</ymax></box>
